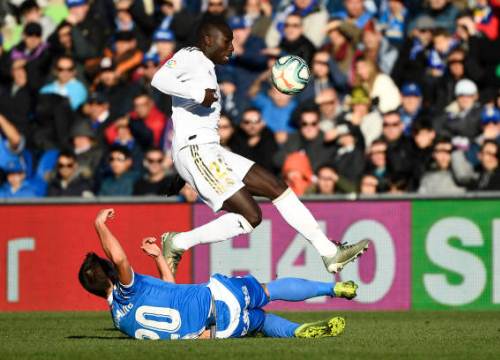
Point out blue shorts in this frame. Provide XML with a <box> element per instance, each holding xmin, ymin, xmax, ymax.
<box><xmin>207</xmin><ymin>274</ymin><xmax>269</xmax><ymax>338</ymax></box>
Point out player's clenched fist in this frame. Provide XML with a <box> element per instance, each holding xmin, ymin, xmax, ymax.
<box><xmin>141</xmin><ymin>237</ymin><xmax>161</xmax><ymax>258</ymax></box>
<box><xmin>95</xmin><ymin>208</ymin><xmax>115</xmax><ymax>225</ymax></box>
<box><xmin>201</xmin><ymin>88</ymin><xmax>218</xmax><ymax>107</ymax></box>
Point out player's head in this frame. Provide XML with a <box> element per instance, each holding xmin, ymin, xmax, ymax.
<box><xmin>78</xmin><ymin>252</ymin><xmax>118</xmax><ymax>298</ymax></box>
<box><xmin>197</xmin><ymin>18</ymin><xmax>234</xmax><ymax>64</ymax></box>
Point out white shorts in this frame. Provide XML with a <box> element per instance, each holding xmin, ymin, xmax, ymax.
<box><xmin>173</xmin><ymin>143</ymin><xmax>255</xmax><ymax>211</ymax></box>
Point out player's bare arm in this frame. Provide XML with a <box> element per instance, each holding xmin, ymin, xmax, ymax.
<box><xmin>141</xmin><ymin>237</ymin><xmax>175</xmax><ymax>283</ymax></box>
<box><xmin>94</xmin><ymin>208</ymin><xmax>133</xmax><ymax>285</ymax></box>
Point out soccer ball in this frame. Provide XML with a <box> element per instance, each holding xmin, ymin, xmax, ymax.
<box><xmin>271</xmin><ymin>55</ymin><xmax>310</xmax><ymax>95</ymax></box>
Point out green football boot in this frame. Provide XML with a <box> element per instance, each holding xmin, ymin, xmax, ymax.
<box><xmin>334</xmin><ymin>280</ymin><xmax>358</xmax><ymax>300</ymax></box>
<box><xmin>294</xmin><ymin>316</ymin><xmax>346</xmax><ymax>339</ymax></box>
<box><xmin>322</xmin><ymin>239</ymin><xmax>370</xmax><ymax>273</ymax></box>
<box><xmin>161</xmin><ymin>232</ymin><xmax>184</xmax><ymax>276</ymax></box>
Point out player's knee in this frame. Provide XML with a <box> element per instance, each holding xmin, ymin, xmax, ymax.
<box><xmin>269</xmin><ymin>178</ymin><xmax>288</xmax><ymax>200</ymax></box>
<box><xmin>246</xmin><ymin>207</ymin><xmax>262</xmax><ymax>228</ymax></box>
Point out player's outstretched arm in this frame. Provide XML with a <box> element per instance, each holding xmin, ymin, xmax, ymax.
<box><xmin>141</xmin><ymin>237</ymin><xmax>175</xmax><ymax>283</ymax></box>
<box><xmin>94</xmin><ymin>209</ymin><xmax>133</xmax><ymax>285</ymax></box>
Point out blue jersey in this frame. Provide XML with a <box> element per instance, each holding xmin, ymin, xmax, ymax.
<box><xmin>108</xmin><ymin>271</ymin><xmax>212</xmax><ymax>340</ymax></box>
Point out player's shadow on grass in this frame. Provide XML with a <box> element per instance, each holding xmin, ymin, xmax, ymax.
<box><xmin>67</xmin><ymin>335</ymin><xmax>129</xmax><ymax>340</ymax></box>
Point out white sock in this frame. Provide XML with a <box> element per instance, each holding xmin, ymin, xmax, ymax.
<box><xmin>173</xmin><ymin>213</ymin><xmax>254</xmax><ymax>250</ymax></box>
<box><xmin>273</xmin><ymin>188</ymin><xmax>337</xmax><ymax>257</ymax></box>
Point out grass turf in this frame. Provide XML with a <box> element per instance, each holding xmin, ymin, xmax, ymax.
<box><xmin>1</xmin><ymin>311</ymin><xmax>499</xmax><ymax>360</ymax></box>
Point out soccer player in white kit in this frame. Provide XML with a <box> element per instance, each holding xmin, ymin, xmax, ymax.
<box><xmin>151</xmin><ymin>18</ymin><xmax>369</xmax><ymax>275</ymax></box>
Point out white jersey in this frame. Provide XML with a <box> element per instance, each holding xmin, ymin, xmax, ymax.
<box><xmin>151</xmin><ymin>47</ymin><xmax>221</xmax><ymax>152</ymax></box>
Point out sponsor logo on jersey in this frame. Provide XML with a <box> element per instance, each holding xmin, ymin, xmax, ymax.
<box><xmin>166</xmin><ymin>59</ymin><xmax>177</xmax><ymax>68</ymax></box>
<box><xmin>114</xmin><ymin>302</ymin><xmax>134</xmax><ymax>324</ymax></box>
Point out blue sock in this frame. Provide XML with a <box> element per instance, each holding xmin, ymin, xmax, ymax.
<box><xmin>262</xmin><ymin>313</ymin><xmax>299</xmax><ymax>338</ymax></box>
<box><xmin>267</xmin><ymin>278</ymin><xmax>334</xmax><ymax>301</ymax></box>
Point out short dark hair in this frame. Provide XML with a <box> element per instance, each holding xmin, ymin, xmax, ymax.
<box><xmin>56</xmin><ymin>55</ymin><xmax>75</xmax><ymax>68</ymax></box>
<box><xmin>78</xmin><ymin>252</ymin><xmax>117</xmax><ymax>298</ymax></box>
<box><xmin>242</xmin><ymin>107</ymin><xmax>261</xmax><ymax>115</ymax></box>
<box><xmin>58</xmin><ymin>149</ymin><xmax>76</xmax><ymax>161</ymax></box>
<box><xmin>433</xmin><ymin>27</ymin><xmax>450</xmax><ymax>38</ymax></box>
<box><xmin>482</xmin><ymin>139</ymin><xmax>499</xmax><ymax>156</ymax></box>
<box><xmin>145</xmin><ymin>146</ymin><xmax>164</xmax><ymax>155</ymax></box>
<box><xmin>197</xmin><ymin>18</ymin><xmax>231</xmax><ymax>41</ymax></box>
<box><xmin>109</xmin><ymin>144</ymin><xmax>132</xmax><ymax>159</ymax></box>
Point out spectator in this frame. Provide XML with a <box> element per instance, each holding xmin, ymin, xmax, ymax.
<box><xmin>229</xmin><ymin>107</ymin><xmax>278</xmax><ymax>173</ymax></box>
<box><xmin>331</xmin><ymin>0</ymin><xmax>373</xmax><ymax>29</ymax></box>
<box><xmin>70</xmin><ymin>120</ymin><xmax>103</xmax><ymax>181</ymax></box>
<box><xmin>453</xmin><ymin>139</ymin><xmax>500</xmax><ymax>190</ymax></box>
<box><xmin>83</xmin><ymin>91</ymin><xmax>113</xmax><ymax>145</ymax></box>
<box><xmin>399</xmin><ymin>83</ymin><xmax>424</xmax><ymax>134</ymax></box>
<box><xmin>249</xmin><ymin>69</ymin><xmax>297</xmax><ymax>143</ymax></box>
<box><xmin>464</xmin><ymin>106</ymin><xmax>500</xmax><ymax>168</ymax></box>
<box><xmin>427</xmin><ymin>28</ymin><xmax>460</xmax><ymax>79</ymax></box>
<box><xmin>265</xmin><ymin>0</ymin><xmax>329</xmax><ymax>48</ymax></box>
<box><xmin>133</xmin><ymin>53</ymin><xmax>172</xmax><ymax>116</ymax></box>
<box><xmin>336</xmin><ymin>86</ymin><xmax>383</xmax><ymax>148</ymax></box>
<box><xmin>361</xmin><ymin>21</ymin><xmax>399</xmax><ymax>75</ymax></box>
<box><xmin>150</xmin><ymin>29</ymin><xmax>176</xmax><ymax>64</ymax></box>
<box><xmin>243</xmin><ymin>0</ymin><xmax>273</xmax><ymax>39</ymax></box>
<box><xmin>224</xmin><ymin>16</ymin><xmax>267</xmax><ymax>110</ymax></box>
<box><xmin>353</xmin><ymin>56</ymin><xmax>401</xmax><ymax>113</ymax></box>
<box><xmin>322</xmin><ymin>20</ymin><xmax>359</xmax><ymax>78</ymax></box>
<box><xmin>410</xmin><ymin>120</ymin><xmax>436</xmax><ymax>190</ymax></box>
<box><xmin>40</xmin><ymin>55</ymin><xmax>87</xmax><ymax>111</ymax></box>
<box><xmin>0</xmin><ymin>113</ymin><xmax>31</xmax><ymax>177</ymax></box>
<box><xmin>0</xmin><ymin>159</ymin><xmax>37</xmax><ymax>198</ymax></box>
<box><xmin>298</xmin><ymin>50</ymin><xmax>339</xmax><ymax>103</ymax></box>
<box><xmin>364</xmin><ymin>139</ymin><xmax>389</xmax><ymax>189</ymax></box>
<box><xmin>98</xmin><ymin>145</ymin><xmax>140</xmax><ymax>196</ymax></box>
<box><xmin>274</xmin><ymin>107</ymin><xmax>336</xmax><ymax>171</ymax></box>
<box><xmin>32</xmin><ymin>93</ymin><xmax>75</xmax><ymax>151</ymax></box>
<box><xmin>93</xmin><ymin>57</ymin><xmax>140</xmax><ymax>117</ymax></box>
<box><xmin>410</xmin><ymin>0</ymin><xmax>459</xmax><ymax>33</ymax></box>
<box><xmin>129</xmin><ymin>93</ymin><xmax>167</xmax><ymax>147</ymax></box>
<box><xmin>418</xmin><ymin>137</ymin><xmax>465</xmax><ymax>194</ymax></box>
<box><xmin>104</xmin><ymin>115</ymin><xmax>153</xmax><ymax>169</ymax></box>
<box><xmin>359</xmin><ymin>173</ymin><xmax>379</xmax><ymax>194</ymax></box>
<box><xmin>0</xmin><ymin>59</ymin><xmax>33</xmax><ymax>139</ymax></box>
<box><xmin>276</xmin><ymin>14</ymin><xmax>316</xmax><ymax>66</ymax></box>
<box><xmin>63</xmin><ymin>0</ymin><xmax>112</xmax><ymax>58</ymax></box>
<box><xmin>100</xmin><ymin>31</ymin><xmax>143</xmax><ymax>80</ymax></box>
<box><xmin>15</xmin><ymin>0</ymin><xmax>57</xmax><ymax>42</ymax></box>
<box><xmin>315</xmin><ymin>87</ymin><xmax>341</xmax><ymax>133</ymax></box>
<box><xmin>9</xmin><ymin>22</ymin><xmax>51</xmax><ymax>90</ymax></box>
<box><xmin>307</xmin><ymin>164</ymin><xmax>356</xmax><ymax>194</ymax></box>
<box><xmin>436</xmin><ymin>78</ymin><xmax>481</xmax><ymax>140</ymax></box>
<box><xmin>378</xmin><ymin>0</ymin><xmax>408</xmax><ymax>46</ymax></box>
<box><xmin>133</xmin><ymin>147</ymin><xmax>181</xmax><ymax>196</ymax></box>
<box><xmin>380</xmin><ymin>110</ymin><xmax>414</xmax><ymax>180</ymax></box>
<box><xmin>113</xmin><ymin>1</ymin><xmax>150</xmax><ymax>52</ymax></box>
<box><xmin>218</xmin><ymin>71</ymin><xmax>241</xmax><ymax>121</ymax></box>
<box><xmin>308</xmin><ymin>164</ymin><xmax>337</xmax><ymax>195</ymax></box>
<box><xmin>47</xmin><ymin>150</ymin><xmax>93</xmax><ymax>197</ymax></box>
<box><xmin>218</xmin><ymin>113</ymin><xmax>235</xmax><ymax>149</ymax></box>
<box><xmin>391</xmin><ymin>15</ymin><xmax>435</xmax><ymax>87</ymax></box>
<box><xmin>433</xmin><ymin>48</ymin><xmax>481</xmax><ymax>112</ymax></box>
<box><xmin>330</xmin><ymin>122</ymin><xmax>365</xmax><ymax>184</ymax></box>
<box><xmin>472</xmin><ymin>0</ymin><xmax>499</xmax><ymax>40</ymax></box>
<box><xmin>282</xmin><ymin>151</ymin><xmax>314</xmax><ymax>196</ymax></box>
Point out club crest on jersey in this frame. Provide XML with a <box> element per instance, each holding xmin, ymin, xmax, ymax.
<box><xmin>166</xmin><ymin>59</ymin><xmax>177</xmax><ymax>68</ymax></box>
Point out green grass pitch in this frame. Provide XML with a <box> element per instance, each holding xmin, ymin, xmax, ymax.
<box><xmin>1</xmin><ymin>311</ymin><xmax>499</xmax><ymax>360</ymax></box>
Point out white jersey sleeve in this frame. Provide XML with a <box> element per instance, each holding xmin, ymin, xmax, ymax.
<box><xmin>151</xmin><ymin>49</ymin><xmax>207</xmax><ymax>104</ymax></box>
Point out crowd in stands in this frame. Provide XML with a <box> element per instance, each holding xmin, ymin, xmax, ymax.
<box><xmin>0</xmin><ymin>0</ymin><xmax>500</xmax><ymax>199</ymax></box>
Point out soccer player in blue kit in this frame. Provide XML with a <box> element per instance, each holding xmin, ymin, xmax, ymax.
<box><xmin>78</xmin><ymin>209</ymin><xmax>359</xmax><ymax>340</ymax></box>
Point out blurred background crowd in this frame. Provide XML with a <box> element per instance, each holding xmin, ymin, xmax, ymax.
<box><xmin>0</xmin><ymin>0</ymin><xmax>500</xmax><ymax>199</ymax></box>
